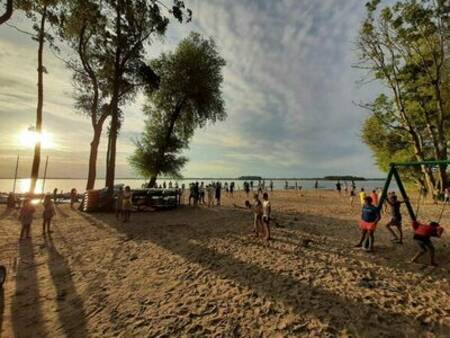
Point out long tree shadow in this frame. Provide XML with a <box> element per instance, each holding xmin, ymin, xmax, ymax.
<box><xmin>11</xmin><ymin>240</ymin><xmax>47</xmax><ymax>338</ymax></box>
<box><xmin>88</xmin><ymin>210</ymin><xmax>448</xmax><ymax>336</ymax></box>
<box><xmin>45</xmin><ymin>234</ymin><xmax>88</xmax><ymax>338</ymax></box>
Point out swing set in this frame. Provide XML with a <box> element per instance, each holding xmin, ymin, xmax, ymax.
<box><xmin>377</xmin><ymin>160</ymin><xmax>450</xmax><ymax>224</ymax></box>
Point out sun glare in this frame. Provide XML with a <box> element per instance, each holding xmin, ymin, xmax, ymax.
<box><xmin>19</xmin><ymin>129</ymin><xmax>55</xmax><ymax>149</ymax></box>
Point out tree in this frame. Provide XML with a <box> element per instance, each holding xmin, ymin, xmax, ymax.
<box><xmin>0</xmin><ymin>0</ymin><xmax>13</xmax><ymax>25</ymax></box>
<box><xmin>60</xmin><ymin>0</ymin><xmax>190</xmax><ymax>191</ymax></box>
<box><xmin>131</xmin><ymin>32</ymin><xmax>227</xmax><ymax>187</ymax></box>
<box><xmin>14</xmin><ymin>0</ymin><xmax>62</xmax><ymax>193</ymax></box>
<box><xmin>100</xmin><ymin>0</ymin><xmax>191</xmax><ymax>193</ymax></box>
<box><xmin>357</xmin><ymin>0</ymin><xmax>450</xmax><ymax>193</ymax></box>
<box><xmin>129</xmin><ymin>115</ymin><xmax>188</xmax><ymax>180</ymax></box>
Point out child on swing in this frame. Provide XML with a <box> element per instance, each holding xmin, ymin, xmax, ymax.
<box><xmin>355</xmin><ymin>196</ymin><xmax>380</xmax><ymax>252</ymax></box>
<box><xmin>411</xmin><ymin>220</ymin><xmax>444</xmax><ymax>266</ymax></box>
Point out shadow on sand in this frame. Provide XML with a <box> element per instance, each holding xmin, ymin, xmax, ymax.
<box><xmin>45</xmin><ymin>234</ymin><xmax>87</xmax><ymax>338</ymax></box>
<box><xmin>85</xmin><ymin>207</ymin><xmax>449</xmax><ymax>336</ymax></box>
<box><xmin>11</xmin><ymin>240</ymin><xmax>47</xmax><ymax>338</ymax></box>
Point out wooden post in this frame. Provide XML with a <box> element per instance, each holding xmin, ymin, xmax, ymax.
<box><xmin>392</xmin><ymin>167</ymin><xmax>416</xmax><ymax>221</ymax></box>
<box><xmin>12</xmin><ymin>154</ymin><xmax>19</xmax><ymax>194</ymax></box>
<box><xmin>377</xmin><ymin>164</ymin><xmax>395</xmax><ymax>212</ymax></box>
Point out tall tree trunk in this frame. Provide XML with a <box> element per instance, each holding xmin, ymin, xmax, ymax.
<box><xmin>86</xmin><ymin>125</ymin><xmax>103</xmax><ymax>190</ymax></box>
<box><xmin>0</xmin><ymin>0</ymin><xmax>13</xmax><ymax>25</ymax></box>
<box><xmin>29</xmin><ymin>7</ymin><xmax>47</xmax><ymax>194</ymax></box>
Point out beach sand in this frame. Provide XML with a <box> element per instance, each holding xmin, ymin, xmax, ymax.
<box><xmin>0</xmin><ymin>190</ymin><xmax>449</xmax><ymax>337</ymax></box>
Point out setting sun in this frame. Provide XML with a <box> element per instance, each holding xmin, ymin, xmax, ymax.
<box><xmin>19</xmin><ymin>129</ymin><xmax>55</xmax><ymax>149</ymax></box>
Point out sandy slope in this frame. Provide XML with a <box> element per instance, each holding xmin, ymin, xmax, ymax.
<box><xmin>0</xmin><ymin>190</ymin><xmax>449</xmax><ymax>337</ymax></box>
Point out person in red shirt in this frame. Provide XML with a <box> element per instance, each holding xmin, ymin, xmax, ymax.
<box><xmin>411</xmin><ymin>221</ymin><xmax>444</xmax><ymax>266</ymax></box>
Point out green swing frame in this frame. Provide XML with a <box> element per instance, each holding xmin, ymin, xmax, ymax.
<box><xmin>377</xmin><ymin>160</ymin><xmax>450</xmax><ymax>221</ymax></box>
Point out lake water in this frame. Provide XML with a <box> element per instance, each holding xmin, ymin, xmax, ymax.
<box><xmin>0</xmin><ymin>178</ymin><xmax>396</xmax><ymax>194</ymax></box>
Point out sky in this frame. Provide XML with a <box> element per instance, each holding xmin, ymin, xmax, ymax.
<box><xmin>0</xmin><ymin>0</ymin><xmax>382</xmax><ymax>179</ymax></box>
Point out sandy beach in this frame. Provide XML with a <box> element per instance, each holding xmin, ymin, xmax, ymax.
<box><xmin>0</xmin><ymin>190</ymin><xmax>449</xmax><ymax>337</ymax></box>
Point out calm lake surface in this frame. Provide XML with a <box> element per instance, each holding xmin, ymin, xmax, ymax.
<box><xmin>0</xmin><ymin>178</ymin><xmax>396</xmax><ymax>194</ymax></box>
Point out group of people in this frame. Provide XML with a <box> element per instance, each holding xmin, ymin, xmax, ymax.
<box><xmin>239</xmin><ymin>192</ymin><xmax>272</xmax><ymax>241</ymax></box>
<box><xmin>356</xmin><ymin>191</ymin><xmax>444</xmax><ymax>266</ymax></box>
<box><xmin>187</xmin><ymin>181</ymin><xmax>233</xmax><ymax>207</ymax></box>
<box><xmin>18</xmin><ymin>194</ymin><xmax>56</xmax><ymax>240</ymax></box>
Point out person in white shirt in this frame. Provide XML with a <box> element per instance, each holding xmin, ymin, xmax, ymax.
<box><xmin>262</xmin><ymin>192</ymin><xmax>271</xmax><ymax>241</ymax></box>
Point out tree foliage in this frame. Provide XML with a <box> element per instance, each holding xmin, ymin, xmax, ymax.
<box><xmin>357</xmin><ymin>0</ymin><xmax>450</xmax><ymax>192</ymax></box>
<box><xmin>130</xmin><ymin>32</ymin><xmax>226</xmax><ymax>185</ymax></box>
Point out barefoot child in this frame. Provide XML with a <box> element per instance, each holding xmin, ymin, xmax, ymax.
<box><xmin>411</xmin><ymin>221</ymin><xmax>444</xmax><ymax>266</ymax></box>
<box><xmin>242</xmin><ymin>194</ymin><xmax>263</xmax><ymax>237</ymax></box>
<box><xmin>385</xmin><ymin>193</ymin><xmax>406</xmax><ymax>244</ymax></box>
<box><xmin>19</xmin><ymin>197</ymin><xmax>35</xmax><ymax>240</ymax></box>
<box><xmin>42</xmin><ymin>194</ymin><xmax>56</xmax><ymax>235</ymax></box>
<box><xmin>355</xmin><ymin>196</ymin><xmax>380</xmax><ymax>251</ymax></box>
<box><xmin>262</xmin><ymin>192</ymin><xmax>271</xmax><ymax>241</ymax></box>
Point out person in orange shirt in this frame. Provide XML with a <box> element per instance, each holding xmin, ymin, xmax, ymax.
<box><xmin>411</xmin><ymin>221</ymin><xmax>444</xmax><ymax>266</ymax></box>
<box><xmin>370</xmin><ymin>189</ymin><xmax>379</xmax><ymax>206</ymax></box>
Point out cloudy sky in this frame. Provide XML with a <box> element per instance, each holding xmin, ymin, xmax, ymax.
<box><xmin>0</xmin><ymin>0</ymin><xmax>381</xmax><ymax>179</ymax></box>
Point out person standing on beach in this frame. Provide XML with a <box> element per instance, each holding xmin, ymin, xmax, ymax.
<box><xmin>19</xmin><ymin>197</ymin><xmax>35</xmax><ymax>240</ymax></box>
<box><xmin>314</xmin><ymin>180</ymin><xmax>318</xmax><ymax>191</ymax></box>
<box><xmin>53</xmin><ymin>188</ymin><xmax>58</xmax><ymax>205</ymax></box>
<box><xmin>349</xmin><ymin>185</ymin><xmax>356</xmax><ymax>206</ymax></box>
<box><xmin>230</xmin><ymin>181</ymin><xmax>235</xmax><ymax>196</ymax></box>
<box><xmin>122</xmin><ymin>186</ymin><xmax>133</xmax><ymax>222</ymax></box>
<box><xmin>42</xmin><ymin>194</ymin><xmax>56</xmax><ymax>235</ymax></box>
<box><xmin>370</xmin><ymin>189</ymin><xmax>379</xmax><ymax>207</ymax></box>
<box><xmin>215</xmin><ymin>182</ymin><xmax>222</xmax><ymax>206</ymax></box>
<box><xmin>250</xmin><ymin>181</ymin><xmax>254</xmax><ymax>191</ymax></box>
<box><xmin>355</xmin><ymin>196</ymin><xmax>380</xmax><ymax>252</ymax></box>
<box><xmin>262</xmin><ymin>192</ymin><xmax>271</xmax><ymax>241</ymax></box>
<box><xmin>70</xmin><ymin>188</ymin><xmax>78</xmax><ymax>209</ymax></box>
<box><xmin>336</xmin><ymin>181</ymin><xmax>342</xmax><ymax>194</ymax></box>
<box><xmin>115</xmin><ymin>186</ymin><xmax>124</xmax><ymax>220</ymax></box>
<box><xmin>270</xmin><ymin>180</ymin><xmax>274</xmax><ymax>192</ymax></box>
<box><xmin>359</xmin><ymin>188</ymin><xmax>366</xmax><ymax>206</ymax></box>
<box><xmin>244</xmin><ymin>181</ymin><xmax>250</xmax><ymax>197</ymax></box>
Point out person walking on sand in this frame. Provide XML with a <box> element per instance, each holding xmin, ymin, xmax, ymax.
<box><xmin>262</xmin><ymin>192</ymin><xmax>271</xmax><ymax>241</ymax></box>
<box><xmin>19</xmin><ymin>197</ymin><xmax>35</xmax><ymax>240</ymax></box>
<box><xmin>350</xmin><ymin>185</ymin><xmax>356</xmax><ymax>206</ymax></box>
<box><xmin>42</xmin><ymin>194</ymin><xmax>56</xmax><ymax>235</ymax></box>
<box><xmin>122</xmin><ymin>186</ymin><xmax>133</xmax><ymax>222</ymax></box>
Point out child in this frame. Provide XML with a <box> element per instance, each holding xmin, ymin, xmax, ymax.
<box><xmin>42</xmin><ymin>194</ymin><xmax>56</xmax><ymax>235</ymax></box>
<box><xmin>19</xmin><ymin>197</ymin><xmax>36</xmax><ymax>240</ymax></box>
<box><xmin>411</xmin><ymin>221</ymin><xmax>444</xmax><ymax>266</ymax></box>
<box><xmin>355</xmin><ymin>196</ymin><xmax>380</xmax><ymax>251</ymax></box>
<box><xmin>359</xmin><ymin>188</ymin><xmax>366</xmax><ymax>206</ymax></box>
<box><xmin>370</xmin><ymin>189</ymin><xmax>379</xmax><ymax>206</ymax></box>
<box><xmin>246</xmin><ymin>194</ymin><xmax>263</xmax><ymax>237</ymax></box>
<box><xmin>70</xmin><ymin>188</ymin><xmax>78</xmax><ymax>209</ymax></box>
<box><xmin>122</xmin><ymin>186</ymin><xmax>133</xmax><ymax>222</ymax></box>
<box><xmin>349</xmin><ymin>186</ymin><xmax>356</xmax><ymax>206</ymax></box>
<box><xmin>262</xmin><ymin>192</ymin><xmax>271</xmax><ymax>241</ymax></box>
<box><xmin>385</xmin><ymin>193</ymin><xmax>406</xmax><ymax>244</ymax></box>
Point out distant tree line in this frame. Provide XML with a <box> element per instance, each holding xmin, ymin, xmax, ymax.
<box><xmin>357</xmin><ymin>0</ymin><xmax>450</xmax><ymax>194</ymax></box>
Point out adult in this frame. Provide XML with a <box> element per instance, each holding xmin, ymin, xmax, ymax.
<box><xmin>215</xmin><ymin>182</ymin><xmax>222</xmax><ymax>206</ymax></box>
